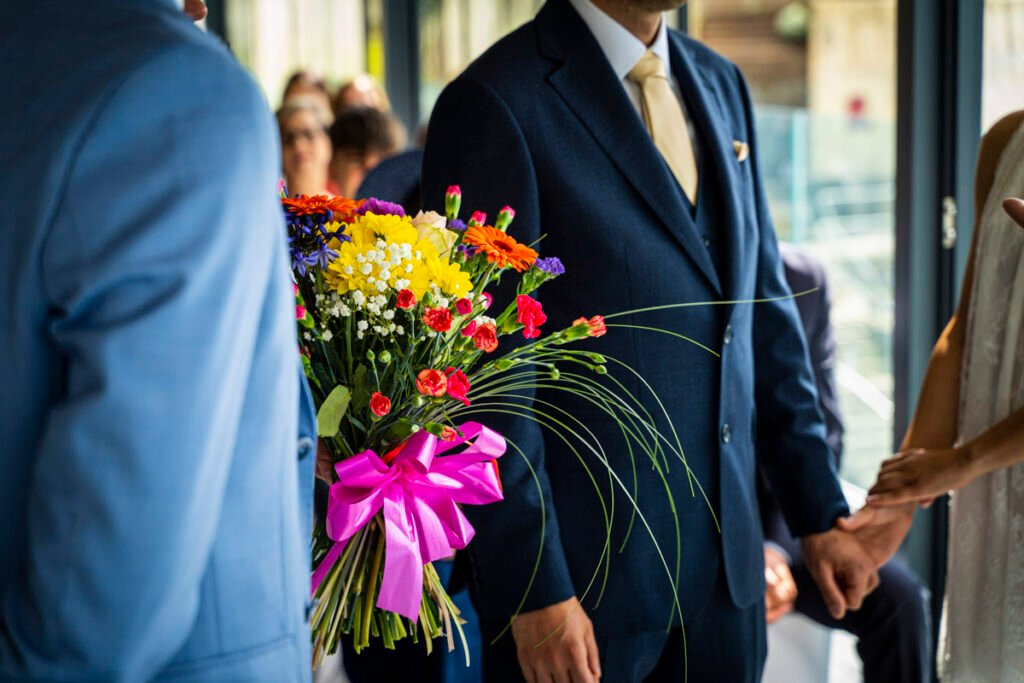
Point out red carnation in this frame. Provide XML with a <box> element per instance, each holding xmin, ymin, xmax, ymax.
<box><xmin>445</xmin><ymin>367</ymin><xmax>472</xmax><ymax>407</ymax></box>
<box><xmin>396</xmin><ymin>289</ymin><xmax>417</xmax><ymax>310</ymax></box>
<box><xmin>472</xmin><ymin>323</ymin><xmax>499</xmax><ymax>353</ymax></box>
<box><xmin>441</xmin><ymin>426</ymin><xmax>459</xmax><ymax>442</ymax></box>
<box><xmin>416</xmin><ymin>369</ymin><xmax>448</xmax><ymax>397</ymax></box>
<box><xmin>423</xmin><ymin>306</ymin><xmax>453</xmax><ymax>332</ymax></box>
<box><xmin>516</xmin><ymin>295</ymin><xmax>547</xmax><ymax>339</ymax></box>
<box><xmin>369</xmin><ymin>392</ymin><xmax>392</xmax><ymax>417</ymax></box>
<box><xmin>295</xmin><ymin>305</ymin><xmax>307</xmax><ymax>321</ymax></box>
<box><xmin>461</xmin><ymin>321</ymin><xmax>478</xmax><ymax>337</ymax></box>
<box><xmin>573</xmin><ymin>315</ymin><xmax>607</xmax><ymax>338</ymax></box>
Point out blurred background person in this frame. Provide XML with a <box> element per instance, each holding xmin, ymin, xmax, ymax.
<box><xmin>334</xmin><ymin>73</ymin><xmax>391</xmax><ymax>116</ymax></box>
<box><xmin>278</xmin><ymin>95</ymin><xmax>336</xmax><ymax>196</ymax></box>
<box><xmin>282</xmin><ymin>69</ymin><xmax>333</xmax><ymax>119</ymax></box>
<box><xmin>759</xmin><ymin>244</ymin><xmax>932</xmax><ymax>683</ymax></box>
<box><xmin>328</xmin><ymin>106</ymin><xmax>406</xmax><ymax>198</ymax></box>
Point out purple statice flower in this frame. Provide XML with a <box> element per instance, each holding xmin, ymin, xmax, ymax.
<box><xmin>448</xmin><ymin>218</ymin><xmax>467</xmax><ymax>232</ymax></box>
<box><xmin>356</xmin><ymin>198</ymin><xmax>405</xmax><ymax>218</ymax></box>
<box><xmin>535</xmin><ymin>257</ymin><xmax>565</xmax><ymax>276</ymax></box>
<box><xmin>456</xmin><ymin>244</ymin><xmax>478</xmax><ymax>258</ymax></box>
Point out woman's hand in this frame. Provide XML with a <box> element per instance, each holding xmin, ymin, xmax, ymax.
<box><xmin>866</xmin><ymin>447</ymin><xmax>979</xmax><ymax>506</ymax></box>
<box><xmin>1002</xmin><ymin>198</ymin><xmax>1024</xmax><ymax>229</ymax></box>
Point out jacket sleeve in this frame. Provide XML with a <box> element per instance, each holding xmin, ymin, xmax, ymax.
<box><xmin>734</xmin><ymin>65</ymin><xmax>850</xmax><ymax>538</ymax></box>
<box><xmin>804</xmin><ymin>269</ymin><xmax>845</xmax><ymax>467</ymax></box>
<box><xmin>422</xmin><ymin>75</ymin><xmax>576</xmax><ymax>621</ymax></box>
<box><xmin>0</xmin><ymin>44</ymin><xmax>288</xmax><ymax>680</ymax></box>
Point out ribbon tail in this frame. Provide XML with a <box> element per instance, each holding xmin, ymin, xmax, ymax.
<box><xmin>311</xmin><ymin>539</ymin><xmax>348</xmax><ymax>596</ymax></box>
<box><xmin>376</xmin><ymin>493</ymin><xmax>425</xmax><ymax>622</ymax></box>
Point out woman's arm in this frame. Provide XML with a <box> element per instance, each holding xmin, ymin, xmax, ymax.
<box><xmin>900</xmin><ymin>113</ymin><xmax>1024</xmax><ymax>450</ymax></box>
<box><xmin>834</xmin><ymin>112</ymin><xmax>1024</xmax><ymax>559</ymax></box>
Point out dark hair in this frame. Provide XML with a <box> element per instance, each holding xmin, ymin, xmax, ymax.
<box><xmin>329</xmin><ymin>107</ymin><xmax>407</xmax><ymax>159</ymax></box>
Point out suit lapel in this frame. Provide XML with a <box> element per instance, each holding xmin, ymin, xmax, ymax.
<box><xmin>537</xmin><ymin>0</ymin><xmax>722</xmax><ymax>296</ymax></box>
<box><xmin>668</xmin><ymin>32</ymin><xmax>747</xmax><ymax>303</ymax></box>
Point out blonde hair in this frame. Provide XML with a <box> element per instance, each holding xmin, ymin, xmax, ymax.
<box><xmin>276</xmin><ymin>95</ymin><xmax>334</xmax><ymax>133</ymax></box>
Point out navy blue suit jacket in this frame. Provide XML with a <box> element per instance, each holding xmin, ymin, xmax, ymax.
<box><xmin>422</xmin><ymin>0</ymin><xmax>847</xmax><ymax>637</ymax></box>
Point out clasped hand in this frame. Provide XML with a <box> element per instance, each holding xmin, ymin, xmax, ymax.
<box><xmin>800</xmin><ymin>525</ymin><xmax>881</xmax><ymax>620</ymax></box>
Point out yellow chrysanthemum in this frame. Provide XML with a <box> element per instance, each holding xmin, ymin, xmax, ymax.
<box><xmin>321</xmin><ymin>211</ymin><xmax>472</xmax><ymax>300</ymax></box>
<box><xmin>411</xmin><ymin>256</ymin><xmax>473</xmax><ymax>298</ymax></box>
<box><xmin>346</xmin><ymin>212</ymin><xmax>418</xmax><ymax>247</ymax></box>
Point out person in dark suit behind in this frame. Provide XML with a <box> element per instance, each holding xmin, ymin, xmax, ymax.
<box><xmin>760</xmin><ymin>244</ymin><xmax>932</xmax><ymax>682</ymax></box>
<box><xmin>421</xmin><ymin>1</ymin><xmax>898</xmax><ymax>681</ymax></box>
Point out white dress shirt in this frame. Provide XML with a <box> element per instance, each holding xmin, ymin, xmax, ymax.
<box><xmin>567</xmin><ymin>0</ymin><xmax>701</xmax><ymax>160</ymax></box>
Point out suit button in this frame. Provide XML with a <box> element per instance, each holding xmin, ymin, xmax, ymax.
<box><xmin>721</xmin><ymin>423</ymin><xmax>731</xmax><ymax>444</ymax></box>
<box><xmin>703</xmin><ymin>237</ymin><xmax>711</xmax><ymax>248</ymax></box>
<box><xmin>723</xmin><ymin>324</ymin><xmax>733</xmax><ymax>345</ymax></box>
<box><xmin>297</xmin><ymin>436</ymin><xmax>315</xmax><ymax>460</ymax></box>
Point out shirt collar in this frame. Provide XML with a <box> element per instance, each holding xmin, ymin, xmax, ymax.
<box><xmin>567</xmin><ymin>0</ymin><xmax>672</xmax><ymax>82</ymax></box>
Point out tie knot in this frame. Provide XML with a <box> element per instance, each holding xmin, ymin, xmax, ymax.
<box><xmin>628</xmin><ymin>50</ymin><xmax>665</xmax><ymax>84</ymax></box>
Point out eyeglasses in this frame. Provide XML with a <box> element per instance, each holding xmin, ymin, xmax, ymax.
<box><xmin>282</xmin><ymin>127</ymin><xmax>327</xmax><ymax>146</ymax></box>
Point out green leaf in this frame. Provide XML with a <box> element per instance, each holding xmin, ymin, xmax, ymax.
<box><xmin>386</xmin><ymin>419</ymin><xmax>417</xmax><ymax>444</ymax></box>
<box><xmin>351</xmin><ymin>364</ymin><xmax>371</xmax><ymax>412</ymax></box>
<box><xmin>317</xmin><ymin>385</ymin><xmax>352</xmax><ymax>437</ymax></box>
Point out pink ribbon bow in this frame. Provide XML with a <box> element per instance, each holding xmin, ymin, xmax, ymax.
<box><xmin>311</xmin><ymin>422</ymin><xmax>505</xmax><ymax>622</ymax></box>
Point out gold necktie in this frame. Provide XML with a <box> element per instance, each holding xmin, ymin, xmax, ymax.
<box><xmin>628</xmin><ymin>50</ymin><xmax>699</xmax><ymax>204</ymax></box>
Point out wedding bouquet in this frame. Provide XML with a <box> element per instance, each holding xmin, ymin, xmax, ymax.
<box><xmin>286</xmin><ymin>187</ymin><xmax>705</xmax><ymax>667</ymax></box>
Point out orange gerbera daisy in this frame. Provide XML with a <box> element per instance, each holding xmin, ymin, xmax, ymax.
<box><xmin>464</xmin><ymin>225</ymin><xmax>538</xmax><ymax>272</ymax></box>
<box><xmin>282</xmin><ymin>194</ymin><xmax>362</xmax><ymax>221</ymax></box>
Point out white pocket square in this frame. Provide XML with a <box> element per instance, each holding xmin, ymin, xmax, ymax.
<box><xmin>733</xmin><ymin>140</ymin><xmax>750</xmax><ymax>163</ymax></box>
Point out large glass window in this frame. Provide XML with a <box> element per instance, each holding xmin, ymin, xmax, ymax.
<box><xmin>689</xmin><ymin>0</ymin><xmax>897</xmax><ymax>489</ymax></box>
<box><xmin>224</xmin><ymin>0</ymin><xmax>375</xmax><ymax>107</ymax></box>
<box><xmin>418</xmin><ymin>0</ymin><xmax>543</xmax><ymax>121</ymax></box>
<box><xmin>983</xmin><ymin>0</ymin><xmax>1024</xmax><ymax>130</ymax></box>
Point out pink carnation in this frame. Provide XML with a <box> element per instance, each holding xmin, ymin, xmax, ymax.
<box><xmin>455</xmin><ymin>297</ymin><xmax>474</xmax><ymax>316</ymax></box>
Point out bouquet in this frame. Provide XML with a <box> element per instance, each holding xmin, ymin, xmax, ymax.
<box><xmin>286</xmin><ymin>187</ymin><xmax>706</xmax><ymax>667</ymax></box>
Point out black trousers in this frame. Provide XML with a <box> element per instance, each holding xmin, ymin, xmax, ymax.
<box><xmin>791</xmin><ymin>555</ymin><xmax>932</xmax><ymax>683</ymax></box>
<box><xmin>481</xmin><ymin>570</ymin><xmax>766</xmax><ymax>683</ymax></box>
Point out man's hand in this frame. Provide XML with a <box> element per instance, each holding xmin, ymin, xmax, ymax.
<box><xmin>510</xmin><ymin>597</ymin><xmax>601</xmax><ymax>683</ymax></box>
<box><xmin>184</xmin><ymin>0</ymin><xmax>208</xmax><ymax>21</ymax></box>
<box><xmin>316</xmin><ymin>441</ymin><xmax>334</xmax><ymax>484</ymax></box>
<box><xmin>801</xmin><ymin>528</ymin><xmax>879</xmax><ymax>620</ymax></box>
<box><xmin>837</xmin><ymin>503</ymin><xmax>915</xmax><ymax>567</ymax></box>
<box><xmin>764</xmin><ymin>546</ymin><xmax>797</xmax><ymax>624</ymax></box>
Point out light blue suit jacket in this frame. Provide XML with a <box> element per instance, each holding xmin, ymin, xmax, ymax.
<box><xmin>0</xmin><ymin>1</ymin><xmax>316</xmax><ymax>680</ymax></box>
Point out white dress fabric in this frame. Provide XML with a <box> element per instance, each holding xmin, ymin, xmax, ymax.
<box><xmin>940</xmin><ymin>120</ymin><xmax>1024</xmax><ymax>681</ymax></box>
